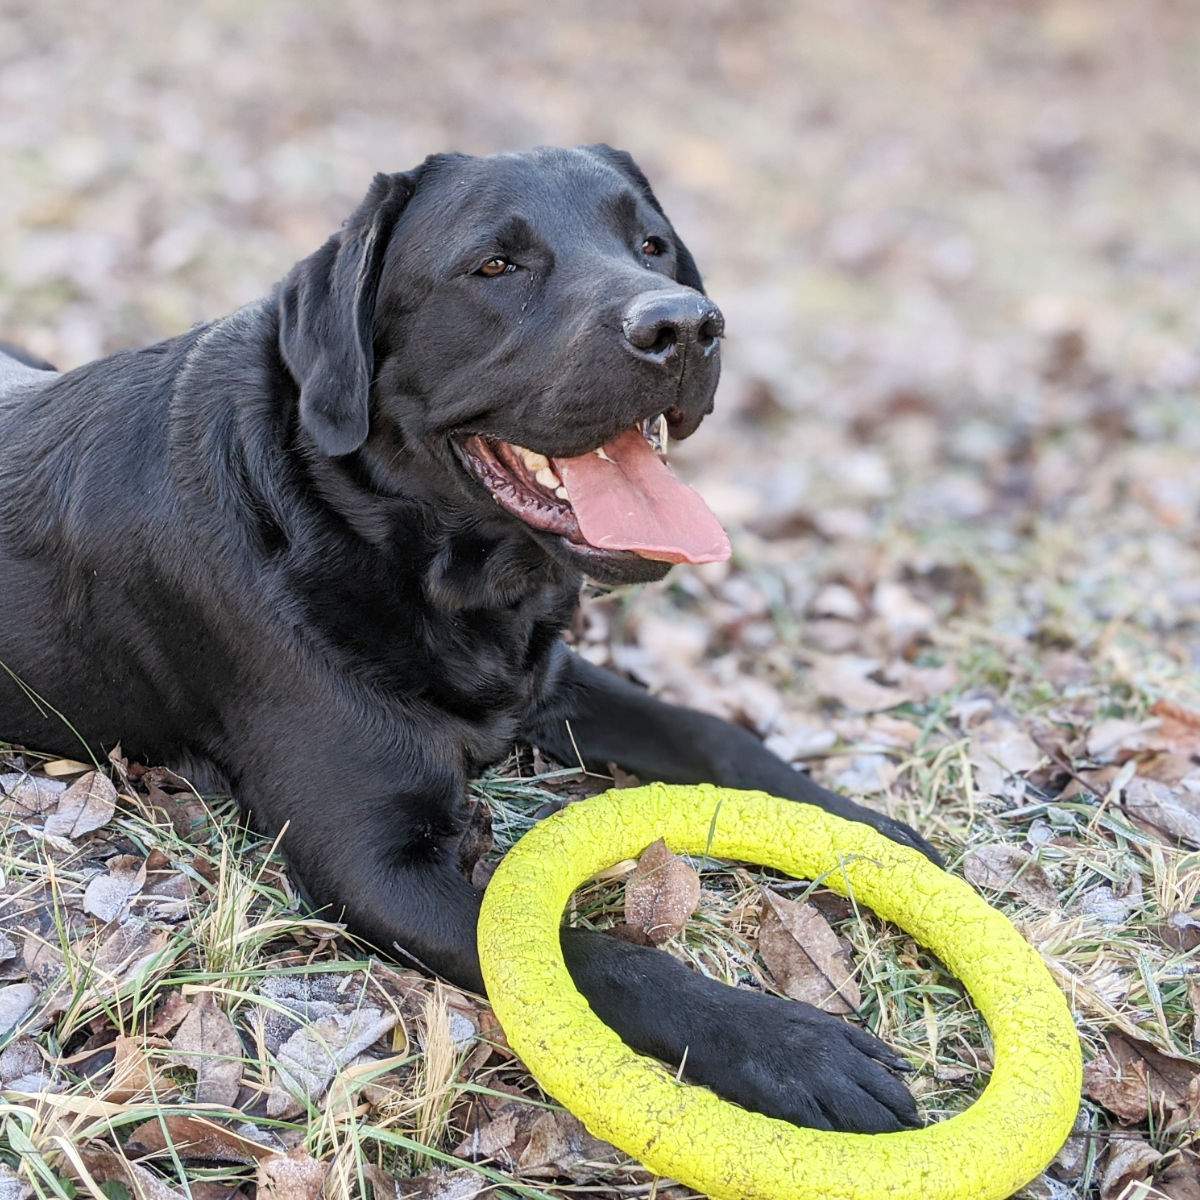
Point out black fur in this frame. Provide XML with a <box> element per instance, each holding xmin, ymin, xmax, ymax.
<box><xmin>0</xmin><ymin>145</ymin><xmax>935</xmax><ymax>1133</ymax></box>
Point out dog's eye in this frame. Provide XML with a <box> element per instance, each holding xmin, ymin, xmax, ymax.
<box><xmin>641</xmin><ymin>237</ymin><xmax>665</xmax><ymax>257</ymax></box>
<box><xmin>476</xmin><ymin>257</ymin><xmax>516</xmax><ymax>277</ymax></box>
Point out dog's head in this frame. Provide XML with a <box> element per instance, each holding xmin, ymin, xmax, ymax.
<box><xmin>277</xmin><ymin>145</ymin><xmax>729</xmax><ymax>585</ymax></box>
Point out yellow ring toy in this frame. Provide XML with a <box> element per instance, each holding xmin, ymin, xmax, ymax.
<box><xmin>478</xmin><ymin>784</ymin><xmax>1081</xmax><ymax>1200</ymax></box>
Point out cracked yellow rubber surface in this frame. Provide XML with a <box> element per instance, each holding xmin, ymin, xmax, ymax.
<box><xmin>478</xmin><ymin>784</ymin><xmax>1082</xmax><ymax>1200</ymax></box>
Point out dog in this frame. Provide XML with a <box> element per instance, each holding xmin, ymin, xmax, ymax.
<box><xmin>0</xmin><ymin>145</ymin><xmax>936</xmax><ymax>1133</ymax></box>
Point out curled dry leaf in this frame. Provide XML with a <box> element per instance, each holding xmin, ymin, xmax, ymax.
<box><xmin>83</xmin><ymin>854</ymin><xmax>148</xmax><ymax>922</ymax></box>
<box><xmin>757</xmin><ymin>888</ymin><xmax>860</xmax><ymax>1013</ymax></box>
<box><xmin>624</xmin><ymin>838</ymin><xmax>700</xmax><ymax>945</ymax></box>
<box><xmin>42</xmin><ymin>770</ymin><xmax>117</xmax><ymax>838</ymax></box>
<box><xmin>170</xmin><ymin>991</ymin><xmax>244</xmax><ymax>1106</ymax></box>
<box><xmin>962</xmin><ymin>844</ymin><xmax>1059</xmax><ymax>911</ymax></box>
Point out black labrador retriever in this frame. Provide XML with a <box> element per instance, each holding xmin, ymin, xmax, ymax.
<box><xmin>0</xmin><ymin>145</ymin><xmax>935</xmax><ymax>1133</ymax></box>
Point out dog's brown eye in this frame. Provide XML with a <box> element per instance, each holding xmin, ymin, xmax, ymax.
<box><xmin>642</xmin><ymin>238</ymin><xmax>664</xmax><ymax>257</ymax></box>
<box><xmin>477</xmin><ymin>257</ymin><xmax>513</xmax><ymax>277</ymax></box>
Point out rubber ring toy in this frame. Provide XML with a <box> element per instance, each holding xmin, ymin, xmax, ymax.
<box><xmin>478</xmin><ymin>783</ymin><xmax>1082</xmax><ymax>1200</ymax></box>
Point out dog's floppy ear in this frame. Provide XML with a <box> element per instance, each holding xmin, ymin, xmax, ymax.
<box><xmin>582</xmin><ymin>144</ymin><xmax>705</xmax><ymax>294</ymax></box>
<box><xmin>278</xmin><ymin>171</ymin><xmax>415</xmax><ymax>456</ymax></box>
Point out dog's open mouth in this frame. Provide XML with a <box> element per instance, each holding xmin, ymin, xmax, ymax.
<box><xmin>458</xmin><ymin>416</ymin><xmax>731</xmax><ymax>565</ymax></box>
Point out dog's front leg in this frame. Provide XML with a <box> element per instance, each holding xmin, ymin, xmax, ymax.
<box><xmin>246</xmin><ymin>767</ymin><xmax>916</xmax><ymax>1133</ymax></box>
<box><xmin>528</xmin><ymin>644</ymin><xmax>939</xmax><ymax>861</ymax></box>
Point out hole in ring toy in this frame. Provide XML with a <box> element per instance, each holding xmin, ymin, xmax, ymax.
<box><xmin>478</xmin><ymin>784</ymin><xmax>1082</xmax><ymax>1200</ymax></box>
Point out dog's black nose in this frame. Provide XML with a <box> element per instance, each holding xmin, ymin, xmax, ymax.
<box><xmin>621</xmin><ymin>291</ymin><xmax>724</xmax><ymax>366</ymax></box>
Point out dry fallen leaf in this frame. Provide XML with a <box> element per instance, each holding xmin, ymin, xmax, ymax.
<box><xmin>967</xmin><ymin>720</ymin><xmax>1043</xmax><ymax>796</ymax></box>
<box><xmin>268</xmin><ymin>1006</ymin><xmax>397</xmax><ymax>1117</ymax></box>
<box><xmin>107</xmin><ymin>1034</ymin><xmax>176</xmax><ymax>1103</ymax></box>
<box><xmin>393</xmin><ymin>1168</ymin><xmax>490</xmax><ymax>1199</ymax></box>
<box><xmin>1083</xmin><ymin>1030</ymin><xmax>1200</xmax><ymax>1132</ymax></box>
<box><xmin>42</xmin><ymin>770</ymin><xmax>117</xmax><ymax>838</ymax></box>
<box><xmin>83</xmin><ymin>854</ymin><xmax>148</xmax><ymax>922</ymax></box>
<box><xmin>757</xmin><ymin>888</ymin><xmax>860</xmax><ymax>1013</ymax></box>
<box><xmin>170</xmin><ymin>991</ymin><xmax>244</xmax><ymax>1106</ymax></box>
<box><xmin>1123</xmin><ymin>776</ymin><xmax>1200</xmax><ymax>847</ymax></box>
<box><xmin>963</xmin><ymin>844</ymin><xmax>1059</xmax><ymax>911</ymax></box>
<box><xmin>455</xmin><ymin>1100</ymin><xmax>620</xmax><ymax>1179</ymax></box>
<box><xmin>0</xmin><ymin>984</ymin><xmax>37</xmax><ymax>1038</ymax></box>
<box><xmin>78</xmin><ymin>1144</ymin><xmax>186</xmax><ymax>1200</ymax></box>
<box><xmin>0</xmin><ymin>772</ymin><xmax>67</xmax><ymax>816</ymax></box>
<box><xmin>256</xmin><ymin>1148</ymin><xmax>327</xmax><ymax>1200</ymax></box>
<box><xmin>806</xmin><ymin>653</ymin><xmax>916</xmax><ymax>713</ymax></box>
<box><xmin>1098</xmin><ymin>1138</ymin><xmax>1162</xmax><ymax>1200</ymax></box>
<box><xmin>0</xmin><ymin>1162</ymin><xmax>31</xmax><ymax>1200</ymax></box>
<box><xmin>624</xmin><ymin>838</ymin><xmax>700</xmax><ymax>945</ymax></box>
<box><xmin>125</xmin><ymin>1114</ymin><xmax>269</xmax><ymax>1163</ymax></box>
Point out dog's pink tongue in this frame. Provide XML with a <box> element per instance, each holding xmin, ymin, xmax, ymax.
<box><xmin>552</xmin><ymin>428</ymin><xmax>731</xmax><ymax>564</ymax></box>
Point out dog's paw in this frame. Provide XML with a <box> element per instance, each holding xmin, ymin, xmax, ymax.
<box><xmin>681</xmin><ymin>985</ymin><xmax>920</xmax><ymax>1133</ymax></box>
<box><xmin>863</xmin><ymin>809</ymin><xmax>943</xmax><ymax>866</ymax></box>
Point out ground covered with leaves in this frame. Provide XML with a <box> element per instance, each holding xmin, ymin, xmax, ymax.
<box><xmin>2</xmin><ymin>2</ymin><xmax>1199</xmax><ymax>1198</ymax></box>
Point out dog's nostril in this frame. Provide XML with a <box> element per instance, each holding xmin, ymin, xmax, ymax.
<box><xmin>646</xmin><ymin>324</ymin><xmax>677</xmax><ymax>356</ymax></box>
<box><xmin>697</xmin><ymin>310</ymin><xmax>724</xmax><ymax>346</ymax></box>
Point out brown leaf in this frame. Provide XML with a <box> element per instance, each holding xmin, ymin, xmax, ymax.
<box><xmin>1160</xmin><ymin>1154</ymin><xmax>1200</xmax><ymax>1200</ymax></box>
<box><xmin>0</xmin><ymin>772</ymin><xmax>67</xmax><ymax>816</ymax></box>
<box><xmin>624</xmin><ymin>839</ymin><xmax>700</xmax><ymax>945</ymax></box>
<box><xmin>83</xmin><ymin>854</ymin><xmax>147</xmax><ymax>922</ymax></box>
<box><xmin>170</xmin><ymin>992</ymin><xmax>244</xmax><ymax>1106</ymax></box>
<box><xmin>757</xmin><ymin>888</ymin><xmax>860</xmax><ymax>1013</ymax></box>
<box><xmin>1150</xmin><ymin>699</ymin><xmax>1200</xmax><ymax>753</ymax></box>
<box><xmin>77</xmin><ymin>1144</ymin><xmax>186</xmax><ymax>1199</ymax></box>
<box><xmin>108</xmin><ymin>1034</ymin><xmax>176</xmax><ymax>1102</ymax></box>
<box><xmin>126</xmin><ymin>1115</ymin><xmax>271</xmax><ymax>1163</ymax></box>
<box><xmin>256</xmin><ymin>1149</ymin><xmax>328</xmax><ymax>1200</ymax></box>
<box><xmin>963</xmin><ymin>844</ymin><xmax>1059</xmax><ymax>911</ymax></box>
<box><xmin>1123</xmin><ymin>777</ymin><xmax>1200</xmax><ymax>847</ymax></box>
<box><xmin>455</xmin><ymin>1100</ymin><xmax>619</xmax><ymax>1179</ymax></box>
<box><xmin>42</xmin><ymin>770</ymin><xmax>117</xmax><ymax>838</ymax></box>
<box><xmin>148</xmin><ymin>989</ymin><xmax>193</xmax><ymax>1036</ymax></box>
<box><xmin>1083</xmin><ymin>1031</ymin><xmax>1200</xmax><ymax>1131</ymax></box>
<box><xmin>1098</xmin><ymin>1138</ymin><xmax>1162</xmax><ymax>1200</ymax></box>
<box><xmin>1160</xmin><ymin>911</ymin><xmax>1200</xmax><ymax>952</ymax></box>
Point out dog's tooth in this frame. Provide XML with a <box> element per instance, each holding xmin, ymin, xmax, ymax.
<box><xmin>593</xmin><ymin>447</ymin><xmax>615</xmax><ymax>463</ymax></box>
<box><xmin>555</xmin><ymin>485</ymin><xmax>569</xmax><ymax>500</ymax></box>
<box><xmin>535</xmin><ymin>466</ymin><xmax>561</xmax><ymax>490</ymax></box>
<box><xmin>654</xmin><ymin>413</ymin><xmax>669</xmax><ymax>458</ymax></box>
<box><xmin>519</xmin><ymin>448</ymin><xmax>550</xmax><ymax>472</ymax></box>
